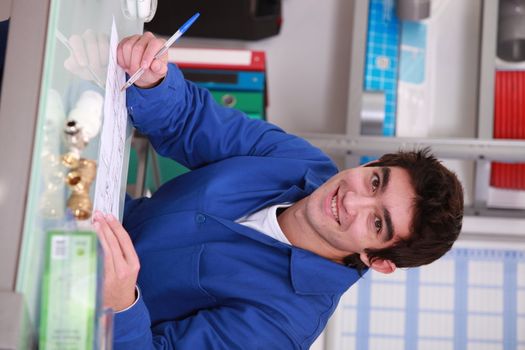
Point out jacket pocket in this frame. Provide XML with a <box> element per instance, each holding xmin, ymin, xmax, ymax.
<box><xmin>137</xmin><ymin>244</ymin><xmax>216</xmax><ymax>321</ymax></box>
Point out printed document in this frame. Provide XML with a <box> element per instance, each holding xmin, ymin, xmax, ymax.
<box><xmin>93</xmin><ymin>18</ymin><xmax>127</xmax><ymax>218</ymax></box>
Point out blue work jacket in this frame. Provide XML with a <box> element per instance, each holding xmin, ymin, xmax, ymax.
<box><xmin>114</xmin><ymin>64</ymin><xmax>363</xmax><ymax>349</ymax></box>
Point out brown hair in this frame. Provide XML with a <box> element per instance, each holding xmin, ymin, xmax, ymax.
<box><xmin>343</xmin><ymin>148</ymin><xmax>464</xmax><ymax>271</ymax></box>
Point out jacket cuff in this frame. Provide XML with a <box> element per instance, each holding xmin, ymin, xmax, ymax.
<box><xmin>113</xmin><ymin>286</ymin><xmax>151</xmax><ymax>342</ymax></box>
<box><xmin>125</xmin><ymin>63</ymin><xmax>184</xmax><ymax>131</ymax></box>
<box><xmin>115</xmin><ymin>285</ymin><xmax>141</xmax><ymax>314</ymax></box>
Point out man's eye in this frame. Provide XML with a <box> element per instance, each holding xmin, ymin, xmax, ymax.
<box><xmin>371</xmin><ymin>173</ymin><xmax>380</xmax><ymax>192</ymax></box>
<box><xmin>374</xmin><ymin>216</ymin><xmax>382</xmax><ymax>234</ymax></box>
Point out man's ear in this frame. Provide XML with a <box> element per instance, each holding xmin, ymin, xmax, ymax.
<box><xmin>369</xmin><ymin>259</ymin><xmax>396</xmax><ymax>274</ymax></box>
<box><xmin>359</xmin><ymin>253</ymin><xmax>396</xmax><ymax>274</ymax></box>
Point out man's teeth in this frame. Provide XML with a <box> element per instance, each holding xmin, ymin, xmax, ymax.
<box><xmin>331</xmin><ymin>195</ymin><xmax>340</xmax><ymax>223</ymax></box>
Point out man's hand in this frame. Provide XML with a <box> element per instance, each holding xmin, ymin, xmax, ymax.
<box><xmin>93</xmin><ymin>211</ymin><xmax>140</xmax><ymax>312</ymax></box>
<box><xmin>117</xmin><ymin>31</ymin><xmax>168</xmax><ymax>89</ymax></box>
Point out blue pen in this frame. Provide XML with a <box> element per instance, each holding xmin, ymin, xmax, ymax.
<box><xmin>120</xmin><ymin>12</ymin><xmax>200</xmax><ymax>91</ymax></box>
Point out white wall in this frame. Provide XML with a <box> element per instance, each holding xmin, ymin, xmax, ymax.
<box><xmin>0</xmin><ymin>0</ymin><xmax>11</xmax><ymax>20</ymax></box>
<box><xmin>178</xmin><ymin>0</ymin><xmax>353</xmax><ymax>136</ymax></box>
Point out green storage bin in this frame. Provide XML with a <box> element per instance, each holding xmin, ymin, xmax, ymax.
<box><xmin>127</xmin><ymin>148</ymin><xmax>189</xmax><ymax>193</ymax></box>
<box><xmin>210</xmin><ymin>90</ymin><xmax>265</xmax><ymax>115</ymax></box>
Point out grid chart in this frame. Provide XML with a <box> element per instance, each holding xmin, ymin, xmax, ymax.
<box><xmin>363</xmin><ymin>0</ymin><xmax>400</xmax><ymax>137</ymax></box>
<box><xmin>337</xmin><ymin>247</ymin><xmax>525</xmax><ymax>350</ymax></box>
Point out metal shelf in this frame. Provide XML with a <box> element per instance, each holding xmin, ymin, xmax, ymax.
<box><xmin>297</xmin><ymin>134</ymin><xmax>525</xmax><ymax>163</ymax></box>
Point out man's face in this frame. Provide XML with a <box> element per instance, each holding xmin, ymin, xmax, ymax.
<box><xmin>298</xmin><ymin>165</ymin><xmax>415</xmax><ymax>263</ymax></box>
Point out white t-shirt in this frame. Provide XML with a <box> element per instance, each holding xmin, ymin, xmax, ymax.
<box><xmin>236</xmin><ymin>203</ymin><xmax>293</xmax><ymax>245</ymax></box>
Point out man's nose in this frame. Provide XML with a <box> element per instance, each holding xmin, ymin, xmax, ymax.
<box><xmin>343</xmin><ymin>191</ymin><xmax>375</xmax><ymax>218</ymax></box>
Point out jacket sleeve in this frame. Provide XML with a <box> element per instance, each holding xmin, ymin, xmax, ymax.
<box><xmin>125</xmin><ymin>63</ymin><xmax>330</xmax><ymax>170</ymax></box>
<box><xmin>113</xmin><ymin>294</ymin><xmax>301</xmax><ymax>350</ymax></box>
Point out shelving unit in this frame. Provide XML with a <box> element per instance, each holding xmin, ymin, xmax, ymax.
<box><xmin>319</xmin><ymin>2</ymin><xmax>525</xmax><ymax>349</ymax></box>
<box><xmin>298</xmin><ymin>0</ymin><xmax>525</xmax><ymax>220</ymax></box>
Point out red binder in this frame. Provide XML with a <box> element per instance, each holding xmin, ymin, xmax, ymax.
<box><xmin>491</xmin><ymin>70</ymin><xmax>525</xmax><ymax>189</ymax></box>
<box><xmin>167</xmin><ymin>47</ymin><xmax>269</xmax><ymax>115</ymax></box>
<box><xmin>168</xmin><ymin>47</ymin><xmax>266</xmax><ymax>72</ymax></box>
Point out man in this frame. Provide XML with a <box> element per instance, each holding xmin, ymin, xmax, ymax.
<box><xmin>93</xmin><ymin>32</ymin><xmax>464</xmax><ymax>349</ymax></box>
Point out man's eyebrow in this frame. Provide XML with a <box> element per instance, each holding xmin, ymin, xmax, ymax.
<box><xmin>383</xmin><ymin>207</ymin><xmax>394</xmax><ymax>242</ymax></box>
<box><xmin>380</xmin><ymin>167</ymin><xmax>394</xmax><ymax>241</ymax></box>
<box><xmin>380</xmin><ymin>167</ymin><xmax>390</xmax><ymax>193</ymax></box>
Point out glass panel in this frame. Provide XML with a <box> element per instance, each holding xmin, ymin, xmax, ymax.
<box><xmin>15</xmin><ymin>0</ymin><xmax>143</xmax><ymax>330</ymax></box>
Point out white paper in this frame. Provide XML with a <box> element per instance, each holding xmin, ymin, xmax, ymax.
<box><xmin>93</xmin><ymin>18</ymin><xmax>127</xmax><ymax>218</ymax></box>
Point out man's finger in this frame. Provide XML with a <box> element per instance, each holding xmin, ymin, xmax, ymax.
<box><xmin>117</xmin><ymin>44</ymin><xmax>126</xmax><ymax>72</ymax></box>
<box><xmin>104</xmin><ymin>214</ymin><xmax>139</xmax><ymax>266</ymax></box>
<box><xmin>151</xmin><ymin>58</ymin><xmax>167</xmax><ymax>76</ymax></box>
<box><xmin>96</xmin><ymin>214</ymin><xmax>128</xmax><ymax>270</ymax></box>
<box><xmin>93</xmin><ymin>212</ymin><xmax>116</xmax><ymax>274</ymax></box>
<box><xmin>119</xmin><ymin>34</ymin><xmax>141</xmax><ymax>72</ymax></box>
<box><xmin>129</xmin><ymin>34</ymin><xmax>153</xmax><ymax>75</ymax></box>
<box><xmin>141</xmin><ymin>33</ymin><xmax>165</xmax><ymax>70</ymax></box>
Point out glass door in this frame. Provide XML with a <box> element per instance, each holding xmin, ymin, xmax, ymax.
<box><xmin>5</xmin><ymin>0</ymin><xmax>145</xmax><ymax>340</ymax></box>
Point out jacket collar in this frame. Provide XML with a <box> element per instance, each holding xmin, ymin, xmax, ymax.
<box><xmin>210</xmin><ymin>215</ymin><xmax>364</xmax><ymax>295</ymax></box>
<box><xmin>302</xmin><ymin>168</ymin><xmax>327</xmax><ymax>194</ymax></box>
<box><xmin>246</xmin><ymin>168</ymin><xmax>326</xmax><ymax>214</ymax></box>
<box><xmin>289</xmin><ymin>248</ymin><xmax>364</xmax><ymax>295</ymax></box>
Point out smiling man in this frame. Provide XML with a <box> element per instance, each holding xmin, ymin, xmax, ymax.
<box><xmin>279</xmin><ymin>164</ymin><xmax>416</xmax><ymax>273</ymax></box>
<box><xmin>93</xmin><ymin>32</ymin><xmax>464</xmax><ymax>350</ymax></box>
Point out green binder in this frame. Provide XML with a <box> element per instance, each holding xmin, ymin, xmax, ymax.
<box><xmin>210</xmin><ymin>90</ymin><xmax>265</xmax><ymax>115</ymax></box>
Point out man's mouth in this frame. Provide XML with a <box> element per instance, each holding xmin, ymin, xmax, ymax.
<box><xmin>331</xmin><ymin>194</ymin><xmax>340</xmax><ymax>224</ymax></box>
